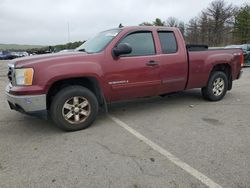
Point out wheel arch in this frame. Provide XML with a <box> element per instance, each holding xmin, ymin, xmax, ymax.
<box><xmin>46</xmin><ymin>77</ymin><xmax>106</xmax><ymax>110</ymax></box>
<box><xmin>209</xmin><ymin>63</ymin><xmax>232</xmax><ymax>90</ymax></box>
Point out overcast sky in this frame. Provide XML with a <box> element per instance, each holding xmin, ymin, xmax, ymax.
<box><xmin>0</xmin><ymin>0</ymin><xmax>248</xmax><ymax>45</ymax></box>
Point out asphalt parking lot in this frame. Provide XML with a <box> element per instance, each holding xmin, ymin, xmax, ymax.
<box><xmin>0</xmin><ymin>60</ymin><xmax>249</xmax><ymax>188</ymax></box>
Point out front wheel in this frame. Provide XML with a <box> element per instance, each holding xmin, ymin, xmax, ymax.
<box><xmin>202</xmin><ymin>71</ymin><xmax>228</xmax><ymax>101</ymax></box>
<box><xmin>50</xmin><ymin>86</ymin><xmax>99</xmax><ymax>131</ymax></box>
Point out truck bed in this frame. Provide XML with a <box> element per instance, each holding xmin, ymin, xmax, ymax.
<box><xmin>186</xmin><ymin>48</ymin><xmax>243</xmax><ymax>89</ymax></box>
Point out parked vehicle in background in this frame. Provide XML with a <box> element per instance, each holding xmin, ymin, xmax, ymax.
<box><xmin>225</xmin><ymin>44</ymin><xmax>250</xmax><ymax>66</ymax></box>
<box><xmin>208</xmin><ymin>47</ymin><xmax>225</xmax><ymax>50</ymax></box>
<box><xmin>0</xmin><ymin>51</ymin><xmax>16</xmax><ymax>60</ymax></box>
<box><xmin>0</xmin><ymin>51</ymin><xmax>29</xmax><ymax>60</ymax></box>
<box><xmin>15</xmin><ymin>51</ymin><xmax>29</xmax><ymax>58</ymax></box>
<box><xmin>0</xmin><ymin>51</ymin><xmax>5</xmax><ymax>60</ymax></box>
<box><xmin>6</xmin><ymin>26</ymin><xmax>243</xmax><ymax>131</ymax></box>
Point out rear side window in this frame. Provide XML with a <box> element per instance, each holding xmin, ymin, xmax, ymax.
<box><xmin>158</xmin><ymin>31</ymin><xmax>178</xmax><ymax>54</ymax></box>
<box><xmin>118</xmin><ymin>31</ymin><xmax>155</xmax><ymax>56</ymax></box>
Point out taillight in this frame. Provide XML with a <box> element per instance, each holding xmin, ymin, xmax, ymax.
<box><xmin>240</xmin><ymin>51</ymin><xmax>244</xmax><ymax>67</ymax></box>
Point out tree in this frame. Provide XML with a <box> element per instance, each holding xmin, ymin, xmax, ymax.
<box><xmin>186</xmin><ymin>18</ymin><xmax>200</xmax><ymax>44</ymax></box>
<box><xmin>178</xmin><ymin>21</ymin><xmax>185</xmax><ymax>36</ymax></box>
<box><xmin>197</xmin><ymin>11</ymin><xmax>215</xmax><ymax>45</ymax></box>
<box><xmin>204</xmin><ymin>0</ymin><xmax>236</xmax><ymax>46</ymax></box>
<box><xmin>233</xmin><ymin>4</ymin><xmax>250</xmax><ymax>43</ymax></box>
<box><xmin>138</xmin><ymin>0</ymin><xmax>240</xmax><ymax>46</ymax></box>
<box><xmin>139</xmin><ymin>18</ymin><xmax>165</xmax><ymax>26</ymax></box>
<box><xmin>166</xmin><ymin>17</ymin><xmax>178</xmax><ymax>27</ymax></box>
<box><xmin>139</xmin><ymin>22</ymin><xmax>153</xmax><ymax>26</ymax></box>
<box><xmin>153</xmin><ymin>18</ymin><xmax>165</xmax><ymax>26</ymax></box>
<box><xmin>198</xmin><ymin>12</ymin><xmax>208</xmax><ymax>44</ymax></box>
<box><xmin>165</xmin><ymin>17</ymin><xmax>185</xmax><ymax>36</ymax></box>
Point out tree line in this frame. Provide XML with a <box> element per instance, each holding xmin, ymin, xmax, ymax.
<box><xmin>26</xmin><ymin>41</ymin><xmax>84</xmax><ymax>54</ymax></box>
<box><xmin>140</xmin><ymin>0</ymin><xmax>250</xmax><ymax>47</ymax></box>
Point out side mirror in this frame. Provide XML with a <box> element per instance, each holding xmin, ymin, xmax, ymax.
<box><xmin>112</xmin><ymin>43</ymin><xmax>132</xmax><ymax>57</ymax></box>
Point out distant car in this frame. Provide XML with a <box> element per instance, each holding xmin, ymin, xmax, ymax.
<box><xmin>225</xmin><ymin>44</ymin><xmax>250</xmax><ymax>66</ymax></box>
<box><xmin>0</xmin><ymin>51</ymin><xmax>16</xmax><ymax>60</ymax></box>
<box><xmin>14</xmin><ymin>51</ymin><xmax>29</xmax><ymax>58</ymax></box>
<box><xmin>0</xmin><ymin>51</ymin><xmax>29</xmax><ymax>60</ymax></box>
<box><xmin>0</xmin><ymin>51</ymin><xmax>5</xmax><ymax>60</ymax></box>
<box><xmin>209</xmin><ymin>47</ymin><xmax>225</xmax><ymax>50</ymax></box>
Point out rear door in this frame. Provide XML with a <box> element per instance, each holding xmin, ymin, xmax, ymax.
<box><xmin>104</xmin><ymin>30</ymin><xmax>161</xmax><ymax>101</ymax></box>
<box><xmin>157</xmin><ymin>30</ymin><xmax>188</xmax><ymax>94</ymax></box>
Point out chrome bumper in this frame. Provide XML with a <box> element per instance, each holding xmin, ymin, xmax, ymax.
<box><xmin>5</xmin><ymin>85</ymin><xmax>47</xmax><ymax>117</ymax></box>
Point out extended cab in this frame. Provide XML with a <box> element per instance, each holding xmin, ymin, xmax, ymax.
<box><xmin>6</xmin><ymin>26</ymin><xmax>243</xmax><ymax>131</ymax></box>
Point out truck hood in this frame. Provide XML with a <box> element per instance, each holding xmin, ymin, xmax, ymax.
<box><xmin>11</xmin><ymin>51</ymin><xmax>99</xmax><ymax>68</ymax></box>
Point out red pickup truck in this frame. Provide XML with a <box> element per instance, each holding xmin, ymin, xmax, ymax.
<box><xmin>6</xmin><ymin>26</ymin><xmax>243</xmax><ymax>131</ymax></box>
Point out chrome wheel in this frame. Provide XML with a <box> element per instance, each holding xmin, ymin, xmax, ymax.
<box><xmin>62</xmin><ymin>96</ymin><xmax>91</xmax><ymax>124</ymax></box>
<box><xmin>212</xmin><ymin>78</ymin><xmax>225</xmax><ymax>96</ymax></box>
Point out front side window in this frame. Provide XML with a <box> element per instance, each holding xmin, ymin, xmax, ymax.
<box><xmin>118</xmin><ymin>31</ymin><xmax>155</xmax><ymax>56</ymax></box>
<box><xmin>158</xmin><ymin>31</ymin><xmax>178</xmax><ymax>54</ymax></box>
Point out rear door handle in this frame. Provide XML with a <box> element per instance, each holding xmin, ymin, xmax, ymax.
<box><xmin>146</xmin><ymin>60</ymin><xmax>159</xmax><ymax>67</ymax></box>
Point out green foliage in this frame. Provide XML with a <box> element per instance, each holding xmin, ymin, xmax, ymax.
<box><xmin>139</xmin><ymin>22</ymin><xmax>153</xmax><ymax>26</ymax></box>
<box><xmin>0</xmin><ymin>41</ymin><xmax>84</xmax><ymax>54</ymax></box>
<box><xmin>140</xmin><ymin>17</ymin><xmax>185</xmax><ymax>37</ymax></box>
<box><xmin>0</xmin><ymin>44</ymin><xmax>44</xmax><ymax>51</ymax></box>
<box><xmin>139</xmin><ymin>0</ymin><xmax>249</xmax><ymax>46</ymax></box>
<box><xmin>140</xmin><ymin>18</ymin><xmax>165</xmax><ymax>26</ymax></box>
<box><xmin>26</xmin><ymin>41</ymin><xmax>85</xmax><ymax>54</ymax></box>
<box><xmin>53</xmin><ymin>41</ymin><xmax>84</xmax><ymax>52</ymax></box>
<box><xmin>153</xmin><ymin>18</ymin><xmax>165</xmax><ymax>26</ymax></box>
<box><xmin>233</xmin><ymin>4</ymin><xmax>250</xmax><ymax>43</ymax></box>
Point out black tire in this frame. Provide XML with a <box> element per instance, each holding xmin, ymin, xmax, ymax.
<box><xmin>202</xmin><ymin>71</ymin><xmax>228</xmax><ymax>101</ymax></box>
<box><xmin>50</xmin><ymin>86</ymin><xmax>99</xmax><ymax>131</ymax></box>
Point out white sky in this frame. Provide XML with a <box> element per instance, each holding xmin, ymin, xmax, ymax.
<box><xmin>0</xmin><ymin>0</ymin><xmax>248</xmax><ymax>45</ymax></box>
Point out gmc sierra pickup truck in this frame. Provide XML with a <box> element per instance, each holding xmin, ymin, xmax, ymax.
<box><xmin>6</xmin><ymin>26</ymin><xmax>243</xmax><ymax>131</ymax></box>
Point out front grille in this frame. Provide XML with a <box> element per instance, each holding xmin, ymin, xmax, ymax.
<box><xmin>7</xmin><ymin>65</ymin><xmax>13</xmax><ymax>84</ymax></box>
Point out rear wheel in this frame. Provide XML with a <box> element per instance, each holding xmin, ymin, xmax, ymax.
<box><xmin>50</xmin><ymin>86</ymin><xmax>98</xmax><ymax>131</ymax></box>
<box><xmin>202</xmin><ymin>71</ymin><xmax>228</xmax><ymax>101</ymax></box>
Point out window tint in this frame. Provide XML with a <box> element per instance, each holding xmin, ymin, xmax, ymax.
<box><xmin>158</xmin><ymin>31</ymin><xmax>178</xmax><ymax>53</ymax></box>
<box><xmin>118</xmin><ymin>32</ymin><xmax>155</xmax><ymax>56</ymax></box>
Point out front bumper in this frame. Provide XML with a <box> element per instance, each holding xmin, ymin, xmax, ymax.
<box><xmin>5</xmin><ymin>85</ymin><xmax>47</xmax><ymax>118</ymax></box>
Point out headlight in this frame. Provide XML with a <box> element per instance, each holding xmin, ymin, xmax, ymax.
<box><xmin>15</xmin><ymin>68</ymin><xmax>34</xmax><ymax>86</ymax></box>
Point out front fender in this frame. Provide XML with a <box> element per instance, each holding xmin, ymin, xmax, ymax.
<box><xmin>33</xmin><ymin>61</ymin><xmax>104</xmax><ymax>93</ymax></box>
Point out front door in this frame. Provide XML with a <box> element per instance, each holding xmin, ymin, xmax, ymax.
<box><xmin>105</xmin><ymin>31</ymin><xmax>161</xmax><ymax>101</ymax></box>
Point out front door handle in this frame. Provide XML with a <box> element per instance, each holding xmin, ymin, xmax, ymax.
<box><xmin>146</xmin><ymin>60</ymin><xmax>159</xmax><ymax>67</ymax></box>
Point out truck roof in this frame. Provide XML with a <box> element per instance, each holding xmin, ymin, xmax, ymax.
<box><xmin>108</xmin><ymin>26</ymin><xmax>179</xmax><ymax>32</ymax></box>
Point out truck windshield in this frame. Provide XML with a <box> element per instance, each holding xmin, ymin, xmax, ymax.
<box><xmin>76</xmin><ymin>29</ymin><xmax>121</xmax><ymax>53</ymax></box>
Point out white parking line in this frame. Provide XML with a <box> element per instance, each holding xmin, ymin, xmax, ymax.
<box><xmin>108</xmin><ymin>115</ymin><xmax>222</xmax><ymax>188</ymax></box>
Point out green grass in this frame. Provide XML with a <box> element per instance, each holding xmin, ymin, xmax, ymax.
<box><xmin>0</xmin><ymin>43</ymin><xmax>45</xmax><ymax>51</ymax></box>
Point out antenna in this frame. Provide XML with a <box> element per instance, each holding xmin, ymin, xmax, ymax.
<box><xmin>67</xmin><ymin>22</ymin><xmax>70</xmax><ymax>43</ymax></box>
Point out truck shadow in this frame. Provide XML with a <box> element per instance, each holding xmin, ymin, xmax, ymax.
<box><xmin>108</xmin><ymin>89</ymin><xmax>204</xmax><ymax>113</ymax></box>
<box><xmin>0</xmin><ymin>116</ymin><xmax>60</xmax><ymax>135</ymax></box>
<box><xmin>0</xmin><ymin>89</ymin><xmax>213</xmax><ymax>134</ymax></box>
<box><xmin>0</xmin><ymin>111</ymin><xmax>108</xmax><ymax>135</ymax></box>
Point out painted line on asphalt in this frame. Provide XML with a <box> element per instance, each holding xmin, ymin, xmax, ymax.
<box><xmin>108</xmin><ymin>115</ymin><xmax>222</xmax><ymax>188</ymax></box>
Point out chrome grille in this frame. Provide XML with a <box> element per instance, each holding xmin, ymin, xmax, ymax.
<box><xmin>7</xmin><ymin>65</ymin><xmax>14</xmax><ymax>84</ymax></box>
